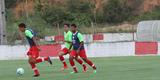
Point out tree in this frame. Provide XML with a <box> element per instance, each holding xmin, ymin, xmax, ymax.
<box><xmin>103</xmin><ymin>0</ymin><xmax>133</xmax><ymax>23</ymax></box>
<box><xmin>5</xmin><ymin>0</ymin><xmax>17</xmax><ymax>9</ymax></box>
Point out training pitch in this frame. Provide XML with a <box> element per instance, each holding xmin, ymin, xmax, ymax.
<box><xmin>0</xmin><ymin>56</ymin><xmax>160</xmax><ymax>80</ymax></box>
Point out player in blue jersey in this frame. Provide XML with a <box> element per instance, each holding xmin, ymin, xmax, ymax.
<box><xmin>69</xmin><ymin>24</ymin><xmax>97</xmax><ymax>74</ymax></box>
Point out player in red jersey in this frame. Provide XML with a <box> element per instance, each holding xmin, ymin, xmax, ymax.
<box><xmin>18</xmin><ymin>23</ymin><xmax>52</xmax><ymax>77</ymax></box>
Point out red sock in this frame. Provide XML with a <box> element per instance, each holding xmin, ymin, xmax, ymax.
<box><xmin>36</xmin><ymin>57</ymin><xmax>48</xmax><ymax>63</ymax></box>
<box><xmin>59</xmin><ymin>56</ymin><xmax>67</xmax><ymax>67</ymax></box>
<box><xmin>69</xmin><ymin>58</ymin><xmax>77</xmax><ymax>72</ymax></box>
<box><xmin>44</xmin><ymin>57</ymin><xmax>49</xmax><ymax>61</ymax></box>
<box><xmin>92</xmin><ymin>64</ymin><xmax>97</xmax><ymax>70</ymax></box>
<box><xmin>73</xmin><ymin>67</ymin><xmax>78</xmax><ymax>72</ymax></box>
<box><xmin>76</xmin><ymin>58</ymin><xmax>87</xmax><ymax>71</ymax></box>
<box><xmin>29</xmin><ymin>62</ymin><xmax>39</xmax><ymax>75</ymax></box>
<box><xmin>76</xmin><ymin>58</ymin><xmax>83</xmax><ymax>64</ymax></box>
<box><xmin>76</xmin><ymin>58</ymin><xmax>86</xmax><ymax>66</ymax></box>
<box><xmin>85</xmin><ymin>59</ymin><xmax>96</xmax><ymax>69</ymax></box>
<box><xmin>34</xmin><ymin>69</ymin><xmax>39</xmax><ymax>75</ymax></box>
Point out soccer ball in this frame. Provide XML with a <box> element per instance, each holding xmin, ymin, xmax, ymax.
<box><xmin>16</xmin><ymin>68</ymin><xmax>24</xmax><ymax>76</ymax></box>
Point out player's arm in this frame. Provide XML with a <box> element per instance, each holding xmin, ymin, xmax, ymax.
<box><xmin>32</xmin><ymin>36</ymin><xmax>40</xmax><ymax>46</ymax></box>
<box><xmin>64</xmin><ymin>40</ymin><xmax>72</xmax><ymax>43</ymax></box>
<box><xmin>77</xmin><ymin>33</ymin><xmax>84</xmax><ymax>52</ymax></box>
<box><xmin>68</xmin><ymin>43</ymin><xmax>73</xmax><ymax>52</ymax></box>
<box><xmin>65</xmin><ymin>41</ymin><xmax>72</xmax><ymax>43</ymax></box>
<box><xmin>67</xmin><ymin>32</ymin><xmax>73</xmax><ymax>53</ymax></box>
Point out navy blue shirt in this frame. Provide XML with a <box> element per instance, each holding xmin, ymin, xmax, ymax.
<box><xmin>72</xmin><ymin>32</ymin><xmax>84</xmax><ymax>50</ymax></box>
<box><xmin>25</xmin><ymin>29</ymin><xmax>36</xmax><ymax>47</ymax></box>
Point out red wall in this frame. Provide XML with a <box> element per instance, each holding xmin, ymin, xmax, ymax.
<box><xmin>39</xmin><ymin>44</ymin><xmax>61</xmax><ymax>57</ymax></box>
<box><xmin>135</xmin><ymin>42</ymin><xmax>158</xmax><ymax>55</ymax></box>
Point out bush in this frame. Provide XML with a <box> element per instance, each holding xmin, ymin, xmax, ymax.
<box><xmin>36</xmin><ymin>0</ymin><xmax>93</xmax><ymax>27</ymax></box>
<box><xmin>5</xmin><ymin>0</ymin><xmax>17</xmax><ymax>9</ymax></box>
<box><xmin>39</xmin><ymin>6</ymin><xmax>67</xmax><ymax>26</ymax></box>
<box><xmin>6</xmin><ymin>9</ymin><xmax>52</xmax><ymax>44</ymax></box>
<box><xmin>136</xmin><ymin>6</ymin><xmax>160</xmax><ymax>21</ymax></box>
<box><xmin>103</xmin><ymin>0</ymin><xmax>133</xmax><ymax>24</ymax></box>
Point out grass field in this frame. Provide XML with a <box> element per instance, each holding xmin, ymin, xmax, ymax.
<box><xmin>0</xmin><ymin>56</ymin><xmax>160</xmax><ymax>80</ymax></box>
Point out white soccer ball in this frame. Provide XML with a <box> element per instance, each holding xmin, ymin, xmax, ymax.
<box><xmin>16</xmin><ymin>68</ymin><xmax>24</xmax><ymax>76</ymax></box>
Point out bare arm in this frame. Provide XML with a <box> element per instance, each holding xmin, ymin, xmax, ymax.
<box><xmin>32</xmin><ymin>36</ymin><xmax>39</xmax><ymax>46</ymax></box>
<box><xmin>68</xmin><ymin>43</ymin><xmax>73</xmax><ymax>51</ymax></box>
<box><xmin>77</xmin><ymin>33</ymin><xmax>84</xmax><ymax>52</ymax></box>
<box><xmin>64</xmin><ymin>40</ymin><xmax>72</xmax><ymax>43</ymax></box>
<box><xmin>77</xmin><ymin>41</ymin><xmax>83</xmax><ymax>52</ymax></box>
<box><xmin>32</xmin><ymin>36</ymin><xmax>41</xmax><ymax>51</ymax></box>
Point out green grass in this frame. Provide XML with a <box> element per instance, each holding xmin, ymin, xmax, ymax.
<box><xmin>0</xmin><ymin>56</ymin><xmax>160</xmax><ymax>80</ymax></box>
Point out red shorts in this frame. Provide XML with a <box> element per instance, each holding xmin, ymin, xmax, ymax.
<box><xmin>61</xmin><ymin>48</ymin><xmax>69</xmax><ymax>55</ymax></box>
<box><xmin>70</xmin><ymin>49</ymin><xmax>87</xmax><ymax>58</ymax></box>
<box><xmin>27</xmin><ymin>46</ymin><xmax>39</xmax><ymax>59</ymax></box>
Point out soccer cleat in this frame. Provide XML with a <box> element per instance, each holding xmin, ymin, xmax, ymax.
<box><xmin>70</xmin><ymin>71</ymin><xmax>78</xmax><ymax>74</ymax></box>
<box><xmin>33</xmin><ymin>74</ymin><xmax>40</xmax><ymax>77</ymax></box>
<box><xmin>83</xmin><ymin>65</ymin><xmax>87</xmax><ymax>72</ymax></box>
<box><xmin>61</xmin><ymin>66</ymin><xmax>68</xmax><ymax>71</ymax></box>
<box><xmin>47</xmin><ymin>57</ymin><xmax>52</xmax><ymax>65</ymax></box>
<box><xmin>93</xmin><ymin>70</ymin><xmax>97</xmax><ymax>74</ymax></box>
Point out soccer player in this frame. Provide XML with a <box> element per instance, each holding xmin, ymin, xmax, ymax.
<box><xmin>18</xmin><ymin>23</ymin><xmax>52</xmax><ymax>77</ymax></box>
<box><xmin>69</xmin><ymin>24</ymin><xmax>97</xmax><ymax>74</ymax></box>
<box><xmin>58</xmin><ymin>23</ymin><xmax>87</xmax><ymax>71</ymax></box>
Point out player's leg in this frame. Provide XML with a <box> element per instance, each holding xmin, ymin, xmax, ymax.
<box><xmin>33</xmin><ymin>47</ymin><xmax>52</xmax><ymax>65</ymax></box>
<box><xmin>28</xmin><ymin>57</ymin><xmax>52</xmax><ymax>77</ymax></box>
<box><xmin>35</xmin><ymin>57</ymin><xmax>52</xmax><ymax>65</ymax></box>
<box><xmin>82</xmin><ymin>58</ymin><xmax>97</xmax><ymax>70</ymax></box>
<box><xmin>27</xmin><ymin>47</ymin><xmax>40</xmax><ymax>77</ymax></box>
<box><xmin>69</xmin><ymin>50</ymin><xmax>78</xmax><ymax>73</ymax></box>
<box><xmin>28</xmin><ymin>46</ymin><xmax>52</xmax><ymax>77</ymax></box>
<box><xmin>58</xmin><ymin>48</ymin><xmax>68</xmax><ymax>70</ymax></box>
<box><xmin>79</xmin><ymin>50</ymin><xmax>97</xmax><ymax>72</ymax></box>
<box><xmin>28</xmin><ymin>56</ymin><xmax>40</xmax><ymax>77</ymax></box>
<box><xmin>75</xmin><ymin>57</ymin><xmax>87</xmax><ymax>72</ymax></box>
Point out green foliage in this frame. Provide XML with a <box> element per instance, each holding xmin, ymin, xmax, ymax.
<box><xmin>5</xmin><ymin>0</ymin><xmax>17</xmax><ymax>9</ymax></box>
<box><xmin>6</xmin><ymin>9</ymin><xmax>53</xmax><ymax>44</ymax></box>
<box><xmin>94</xmin><ymin>12</ymin><xmax>105</xmax><ymax>24</ymax></box>
<box><xmin>39</xmin><ymin>6</ymin><xmax>67</xmax><ymax>25</ymax></box>
<box><xmin>103</xmin><ymin>0</ymin><xmax>133</xmax><ymax>23</ymax></box>
<box><xmin>24</xmin><ymin>14</ymin><xmax>53</xmax><ymax>38</ymax></box>
<box><xmin>6</xmin><ymin>0</ymin><xmax>160</xmax><ymax>44</ymax></box>
<box><xmin>67</xmin><ymin>0</ymin><xmax>93</xmax><ymax>26</ymax></box>
<box><xmin>67</xmin><ymin>0</ymin><xmax>92</xmax><ymax>13</ymax></box>
<box><xmin>5</xmin><ymin>9</ymin><xmax>19</xmax><ymax>44</ymax></box>
<box><xmin>136</xmin><ymin>6</ymin><xmax>160</xmax><ymax>22</ymax></box>
<box><xmin>36</xmin><ymin>0</ymin><xmax>93</xmax><ymax>27</ymax></box>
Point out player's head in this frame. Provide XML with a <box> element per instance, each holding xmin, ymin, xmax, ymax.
<box><xmin>63</xmin><ymin>23</ymin><xmax>70</xmax><ymax>32</ymax></box>
<box><xmin>71</xmin><ymin>24</ymin><xmax>77</xmax><ymax>33</ymax></box>
<box><xmin>18</xmin><ymin>23</ymin><xmax>26</xmax><ymax>32</ymax></box>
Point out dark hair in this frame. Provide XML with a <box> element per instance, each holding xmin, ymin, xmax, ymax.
<box><xmin>71</xmin><ymin>24</ymin><xmax>77</xmax><ymax>28</ymax></box>
<box><xmin>18</xmin><ymin>23</ymin><xmax>26</xmax><ymax>28</ymax></box>
<box><xmin>64</xmin><ymin>23</ymin><xmax>70</xmax><ymax>27</ymax></box>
